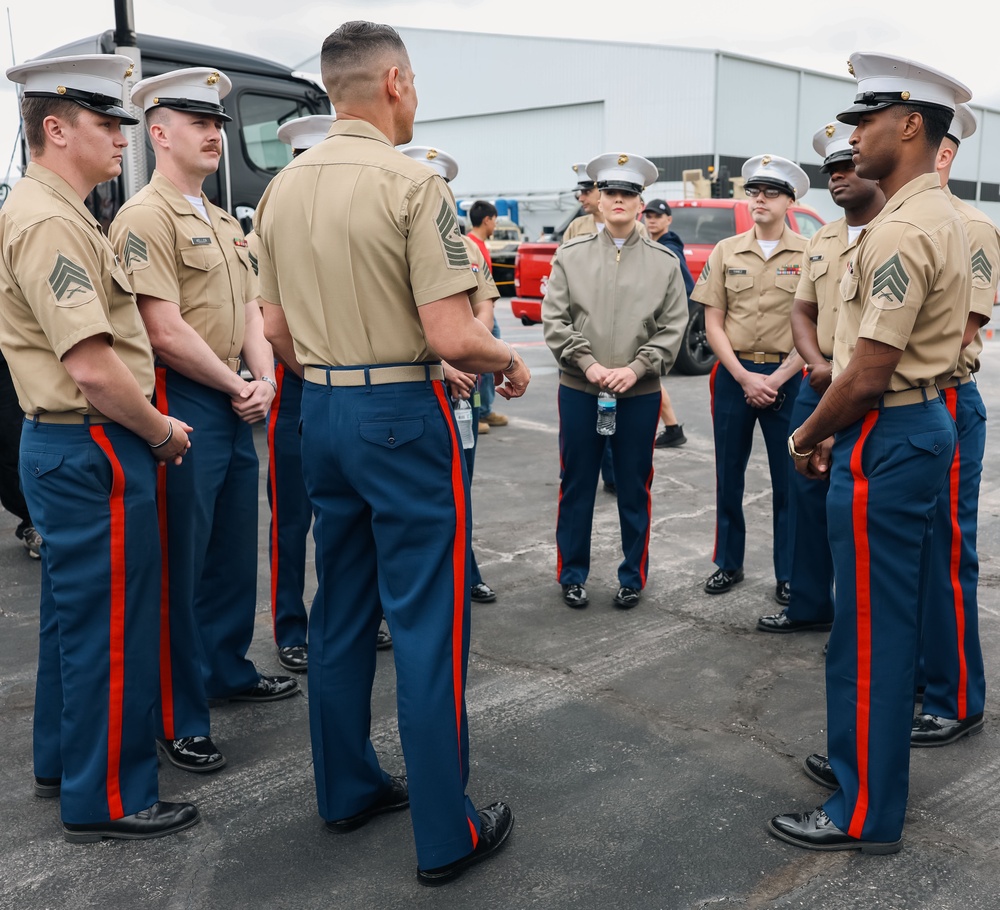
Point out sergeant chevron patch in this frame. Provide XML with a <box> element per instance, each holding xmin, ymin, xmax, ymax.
<box><xmin>971</xmin><ymin>248</ymin><xmax>993</xmax><ymax>287</ymax></box>
<box><xmin>48</xmin><ymin>253</ymin><xmax>95</xmax><ymax>304</ymax></box>
<box><xmin>249</xmin><ymin>251</ymin><xmax>258</xmax><ymax>276</ymax></box>
<box><xmin>699</xmin><ymin>260</ymin><xmax>711</xmax><ymax>282</ymax></box>
<box><xmin>870</xmin><ymin>252</ymin><xmax>909</xmax><ymax>310</ymax></box>
<box><xmin>436</xmin><ymin>199</ymin><xmax>470</xmax><ymax>269</ymax></box>
<box><xmin>123</xmin><ymin>231</ymin><xmax>149</xmax><ymax>271</ymax></box>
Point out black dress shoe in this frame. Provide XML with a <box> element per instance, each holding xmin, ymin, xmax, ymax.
<box><xmin>802</xmin><ymin>753</ymin><xmax>838</xmax><ymax>789</ymax></box>
<box><xmin>910</xmin><ymin>712</ymin><xmax>984</xmax><ymax>747</ymax></box>
<box><xmin>63</xmin><ymin>800</ymin><xmax>200</xmax><ymax>844</ymax></box>
<box><xmin>34</xmin><ymin>775</ymin><xmax>61</xmax><ymax>798</ymax></box>
<box><xmin>613</xmin><ymin>586</ymin><xmax>640</xmax><ymax>609</ymax></box>
<box><xmin>773</xmin><ymin>580</ymin><xmax>790</xmax><ymax>606</ymax></box>
<box><xmin>325</xmin><ymin>775</ymin><xmax>409</xmax><ymax>832</ymax></box>
<box><xmin>229</xmin><ymin>674</ymin><xmax>300</xmax><ymax>702</ymax></box>
<box><xmin>470</xmin><ymin>583</ymin><xmax>497</xmax><ymax>603</ymax></box>
<box><xmin>756</xmin><ymin>610</ymin><xmax>833</xmax><ymax>634</ymax></box>
<box><xmin>377</xmin><ymin>626</ymin><xmax>393</xmax><ymax>650</ymax></box>
<box><xmin>277</xmin><ymin>644</ymin><xmax>308</xmax><ymax>673</ymax></box>
<box><xmin>562</xmin><ymin>584</ymin><xmax>588</xmax><ymax>608</ymax></box>
<box><xmin>768</xmin><ymin>807</ymin><xmax>901</xmax><ymax>854</ymax></box>
<box><xmin>157</xmin><ymin>736</ymin><xmax>227</xmax><ymax>773</ymax></box>
<box><xmin>704</xmin><ymin>568</ymin><xmax>744</xmax><ymax>594</ymax></box>
<box><xmin>417</xmin><ymin>801</ymin><xmax>514</xmax><ymax>886</ymax></box>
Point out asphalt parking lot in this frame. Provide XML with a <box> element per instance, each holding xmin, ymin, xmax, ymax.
<box><xmin>2</xmin><ymin>306</ymin><xmax>1000</xmax><ymax>909</ymax></box>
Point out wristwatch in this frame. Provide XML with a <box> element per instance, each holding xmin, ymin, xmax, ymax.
<box><xmin>787</xmin><ymin>429</ymin><xmax>814</xmax><ymax>460</ymax></box>
<box><xmin>259</xmin><ymin>375</ymin><xmax>278</xmax><ymax>393</ymax></box>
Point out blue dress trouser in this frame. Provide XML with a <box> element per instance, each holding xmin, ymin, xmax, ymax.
<box><xmin>709</xmin><ymin>361</ymin><xmax>800</xmax><ymax>580</ymax></box>
<box><xmin>786</xmin><ymin>375</ymin><xmax>835</xmax><ymax>622</ymax></box>
<box><xmin>22</xmin><ymin>421</ymin><xmax>160</xmax><ymax>823</ymax></box>
<box><xmin>301</xmin><ymin>371</ymin><xmax>481</xmax><ymax>870</ymax></box>
<box><xmin>266</xmin><ymin>363</ymin><xmax>311</xmax><ymax>648</ymax></box>
<box><xmin>556</xmin><ymin>385</ymin><xmax>660</xmax><ymax>589</ymax></box>
<box><xmin>919</xmin><ymin>381</ymin><xmax>987</xmax><ymax>720</ymax></box>
<box><xmin>823</xmin><ymin>398</ymin><xmax>955</xmax><ymax>843</ymax></box>
<box><xmin>153</xmin><ymin>367</ymin><xmax>260</xmax><ymax>739</ymax></box>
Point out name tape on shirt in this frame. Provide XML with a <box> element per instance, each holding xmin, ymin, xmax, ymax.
<box><xmin>809</xmin><ymin>254</ymin><xmax>824</xmax><ymax>262</ymax></box>
<box><xmin>191</xmin><ymin>237</ymin><xmax>212</xmax><ymax>245</ymax></box>
<box><xmin>727</xmin><ymin>268</ymin><xmax>747</xmax><ymax>275</ymax></box>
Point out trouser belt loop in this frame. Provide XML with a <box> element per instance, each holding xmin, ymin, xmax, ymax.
<box><xmin>364</xmin><ymin>366</ymin><xmax>372</xmax><ymax>393</ymax></box>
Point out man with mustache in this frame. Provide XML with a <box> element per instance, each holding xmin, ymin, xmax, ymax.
<box><xmin>111</xmin><ymin>68</ymin><xmax>299</xmax><ymax>779</ymax></box>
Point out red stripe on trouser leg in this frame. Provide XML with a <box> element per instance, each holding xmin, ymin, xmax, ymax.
<box><xmin>89</xmin><ymin>425</ymin><xmax>127</xmax><ymax>820</ymax></box>
<box><xmin>847</xmin><ymin>410</ymin><xmax>879</xmax><ymax>840</ymax></box>
<box><xmin>267</xmin><ymin>363</ymin><xmax>286</xmax><ymax>643</ymax></box>
<box><xmin>638</xmin><ymin>389</ymin><xmax>661</xmax><ymax>588</ymax></box>
<box><xmin>432</xmin><ymin>382</ymin><xmax>468</xmax><ymax>778</ymax></box>
<box><xmin>709</xmin><ymin>363</ymin><xmax>719</xmax><ymax>563</ymax></box>
<box><xmin>555</xmin><ymin>388</ymin><xmax>564</xmax><ymax>581</ymax></box>
<box><xmin>943</xmin><ymin>388</ymin><xmax>968</xmax><ymax>717</ymax></box>
<box><xmin>467</xmin><ymin>815</ymin><xmax>479</xmax><ymax>848</ymax></box>
<box><xmin>153</xmin><ymin>367</ymin><xmax>175</xmax><ymax>740</ymax></box>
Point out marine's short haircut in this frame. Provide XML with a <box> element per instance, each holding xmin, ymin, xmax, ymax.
<box><xmin>21</xmin><ymin>96</ymin><xmax>80</xmax><ymax>155</ymax></box>
<box><xmin>469</xmin><ymin>200</ymin><xmax>498</xmax><ymax>227</ymax></box>
<box><xmin>899</xmin><ymin>103</ymin><xmax>952</xmax><ymax>150</ymax></box>
<box><xmin>320</xmin><ymin>21</ymin><xmax>409</xmax><ymax>105</ymax></box>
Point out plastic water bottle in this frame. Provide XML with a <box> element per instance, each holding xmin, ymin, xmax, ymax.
<box><xmin>596</xmin><ymin>390</ymin><xmax>617</xmax><ymax>436</ymax></box>
<box><xmin>454</xmin><ymin>398</ymin><xmax>475</xmax><ymax>449</ymax></box>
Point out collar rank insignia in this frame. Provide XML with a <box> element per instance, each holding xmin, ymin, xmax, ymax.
<box><xmin>871</xmin><ymin>253</ymin><xmax>910</xmax><ymax>309</ymax></box>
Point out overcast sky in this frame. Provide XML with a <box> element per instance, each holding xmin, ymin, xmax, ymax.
<box><xmin>2</xmin><ymin>0</ymin><xmax>996</xmax><ymax>182</ymax></box>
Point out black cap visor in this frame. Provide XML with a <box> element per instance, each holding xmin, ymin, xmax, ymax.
<box><xmin>148</xmin><ymin>96</ymin><xmax>232</xmax><ymax>122</ymax></box>
<box><xmin>820</xmin><ymin>149</ymin><xmax>855</xmax><ymax>173</ymax></box>
<box><xmin>745</xmin><ymin>176</ymin><xmax>794</xmax><ymax>198</ymax></box>
<box><xmin>837</xmin><ymin>92</ymin><xmax>954</xmax><ymax>126</ymax></box>
<box><xmin>24</xmin><ymin>89</ymin><xmax>139</xmax><ymax>126</ymax></box>
<box><xmin>598</xmin><ymin>180</ymin><xmax>642</xmax><ymax>195</ymax></box>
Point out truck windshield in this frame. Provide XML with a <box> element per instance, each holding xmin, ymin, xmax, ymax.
<box><xmin>238</xmin><ymin>92</ymin><xmax>319</xmax><ymax>173</ymax></box>
<box><xmin>669</xmin><ymin>208</ymin><xmax>737</xmax><ymax>245</ymax></box>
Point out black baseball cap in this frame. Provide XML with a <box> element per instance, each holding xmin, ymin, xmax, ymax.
<box><xmin>642</xmin><ymin>199</ymin><xmax>671</xmax><ymax>216</ymax></box>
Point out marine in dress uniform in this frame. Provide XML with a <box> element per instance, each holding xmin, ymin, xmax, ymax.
<box><xmin>111</xmin><ymin>68</ymin><xmax>298</xmax><ymax>776</ymax></box>
<box><xmin>770</xmin><ymin>52</ymin><xmax>971</xmax><ymax>853</ymax></box>
<box><xmin>0</xmin><ymin>54</ymin><xmax>198</xmax><ymax>841</ymax></box>
<box><xmin>913</xmin><ymin>102</ymin><xmax>998</xmax><ymax>745</ymax></box>
<box><xmin>263</xmin><ymin>114</ymin><xmax>335</xmax><ymax>673</ymax></box>
<box><xmin>543</xmin><ymin>153</ymin><xmax>688</xmax><ymax>610</ymax></box>
<box><xmin>400</xmin><ymin>145</ymin><xmax>501</xmax><ymax>606</ymax></box>
<box><xmin>255</xmin><ymin>21</ymin><xmax>527</xmax><ymax>884</ymax></box>
<box><xmin>693</xmin><ymin>155</ymin><xmax>809</xmax><ymax>604</ymax></box>
<box><xmin>757</xmin><ymin>124</ymin><xmax>884</xmax><ymax>634</ymax></box>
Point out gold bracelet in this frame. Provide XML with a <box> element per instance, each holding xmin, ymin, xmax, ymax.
<box><xmin>787</xmin><ymin>429</ymin><xmax>814</xmax><ymax>460</ymax></box>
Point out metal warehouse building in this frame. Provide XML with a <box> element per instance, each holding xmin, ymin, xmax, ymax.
<box><xmin>300</xmin><ymin>28</ymin><xmax>1000</xmax><ymax>237</ymax></box>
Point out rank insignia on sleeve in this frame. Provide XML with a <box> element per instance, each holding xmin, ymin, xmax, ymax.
<box><xmin>698</xmin><ymin>261</ymin><xmax>711</xmax><ymax>282</ymax></box>
<box><xmin>871</xmin><ymin>252</ymin><xmax>909</xmax><ymax>309</ymax></box>
<box><xmin>123</xmin><ymin>231</ymin><xmax>149</xmax><ymax>270</ymax></box>
<box><xmin>48</xmin><ymin>253</ymin><xmax>95</xmax><ymax>303</ymax></box>
<box><xmin>248</xmin><ymin>251</ymin><xmax>258</xmax><ymax>276</ymax></box>
<box><xmin>971</xmin><ymin>247</ymin><xmax>993</xmax><ymax>286</ymax></box>
<box><xmin>233</xmin><ymin>238</ymin><xmax>248</xmax><ymax>249</ymax></box>
<box><xmin>435</xmin><ymin>199</ymin><xmax>470</xmax><ymax>269</ymax></box>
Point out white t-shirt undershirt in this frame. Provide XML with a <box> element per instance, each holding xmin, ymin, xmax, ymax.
<box><xmin>756</xmin><ymin>239</ymin><xmax>779</xmax><ymax>259</ymax></box>
<box><xmin>847</xmin><ymin>224</ymin><xmax>866</xmax><ymax>244</ymax></box>
<box><xmin>184</xmin><ymin>194</ymin><xmax>211</xmax><ymax>224</ymax></box>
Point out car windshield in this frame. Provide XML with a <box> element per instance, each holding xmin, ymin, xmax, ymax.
<box><xmin>492</xmin><ymin>227</ymin><xmax>521</xmax><ymax>241</ymax></box>
<box><xmin>669</xmin><ymin>208</ymin><xmax>737</xmax><ymax>245</ymax></box>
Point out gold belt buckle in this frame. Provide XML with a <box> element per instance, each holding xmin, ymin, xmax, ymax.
<box><xmin>752</xmin><ymin>351</ymin><xmax>766</xmax><ymax>364</ymax></box>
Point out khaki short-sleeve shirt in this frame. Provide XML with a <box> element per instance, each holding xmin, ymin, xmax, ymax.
<box><xmin>254</xmin><ymin>119</ymin><xmax>477</xmax><ymax>368</ymax></box>
<box><xmin>0</xmin><ymin>163</ymin><xmax>154</xmax><ymax>415</ymax></box>
<box><xmin>463</xmin><ymin>235</ymin><xmax>499</xmax><ymax>306</ymax></box>
<box><xmin>947</xmin><ymin>189</ymin><xmax>999</xmax><ymax>378</ymax></box>
<box><xmin>692</xmin><ymin>223</ymin><xmax>807</xmax><ymax>354</ymax></box>
<box><xmin>110</xmin><ymin>171</ymin><xmax>255</xmax><ymax>363</ymax></box>
<box><xmin>794</xmin><ymin>218</ymin><xmax>860</xmax><ymax>358</ymax></box>
<box><xmin>833</xmin><ymin>173</ymin><xmax>969</xmax><ymax>390</ymax></box>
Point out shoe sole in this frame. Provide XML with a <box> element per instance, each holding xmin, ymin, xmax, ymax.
<box><xmin>470</xmin><ymin>594</ymin><xmax>497</xmax><ymax>604</ymax></box>
<box><xmin>801</xmin><ymin>758</ymin><xmax>838</xmax><ymax>790</ymax></box>
<box><xmin>228</xmin><ymin>683</ymin><xmax>301</xmax><ymax>702</ymax></box>
<box><xmin>417</xmin><ymin>808</ymin><xmax>515</xmax><ymax>885</ymax></box>
<box><xmin>34</xmin><ymin>782</ymin><xmax>61</xmax><ymax>798</ymax></box>
<box><xmin>757</xmin><ymin>620</ymin><xmax>833</xmax><ymax>634</ymax></box>
<box><xmin>613</xmin><ymin>596</ymin><xmax>640</xmax><ymax>609</ymax></box>
<box><xmin>563</xmin><ymin>597</ymin><xmax>588</xmax><ymax>609</ymax></box>
<box><xmin>277</xmin><ymin>659</ymin><xmax>308</xmax><ymax>673</ymax></box>
<box><xmin>911</xmin><ymin>718</ymin><xmax>985</xmax><ymax>748</ymax></box>
<box><xmin>766</xmin><ymin>819</ymin><xmax>901</xmax><ymax>855</ymax></box>
<box><xmin>326</xmin><ymin>797</ymin><xmax>410</xmax><ymax>832</ymax></box>
<box><xmin>156</xmin><ymin>740</ymin><xmax>228</xmax><ymax>774</ymax></box>
<box><xmin>64</xmin><ymin>812</ymin><xmax>201</xmax><ymax>844</ymax></box>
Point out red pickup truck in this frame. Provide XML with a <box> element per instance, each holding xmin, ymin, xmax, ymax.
<box><xmin>512</xmin><ymin>198</ymin><xmax>825</xmax><ymax>374</ymax></box>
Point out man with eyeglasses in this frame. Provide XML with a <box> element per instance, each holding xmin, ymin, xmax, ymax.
<box><xmin>692</xmin><ymin>155</ymin><xmax>808</xmax><ymax>605</ymax></box>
